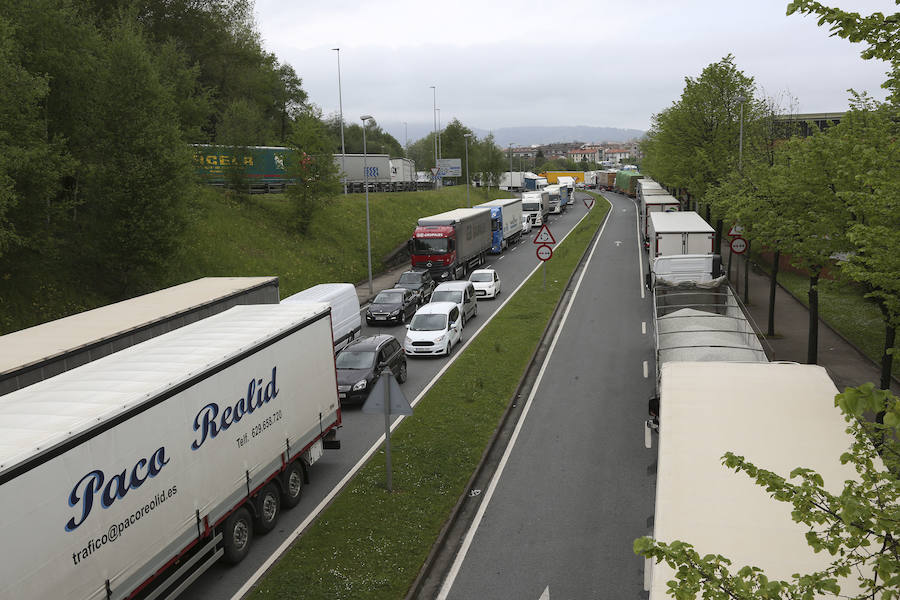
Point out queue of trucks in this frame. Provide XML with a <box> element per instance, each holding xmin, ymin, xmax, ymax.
<box><xmin>474</xmin><ymin>198</ymin><xmax>524</xmax><ymax>254</ymax></box>
<box><xmin>521</xmin><ymin>191</ymin><xmax>550</xmax><ymax>226</ymax></box>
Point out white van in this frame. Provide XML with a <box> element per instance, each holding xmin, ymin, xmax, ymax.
<box><xmin>430</xmin><ymin>281</ymin><xmax>477</xmax><ymax>327</ymax></box>
<box><xmin>282</xmin><ymin>283</ymin><xmax>361</xmax><ymax>352</ymax></box>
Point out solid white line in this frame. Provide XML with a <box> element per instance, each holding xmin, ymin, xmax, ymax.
<box><xmin>635</xmin><ymin>198</ymin><xmax>645</xmax><ymax>300</ymax></box>
<box><xmin>231</xmin><ymin>200</ymin><xmax>603</xmax><ymax>600</ymax></box>
<box><xmin>436</xmin><ymin>198</ymin><xmax>613</xmax><ymax>600</ymax></box>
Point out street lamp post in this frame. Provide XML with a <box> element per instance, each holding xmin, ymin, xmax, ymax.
<box><xmin>332</xmin><ymin>48</ymin><xmax>347</xmax><ymax>194</ymax></box>
<box><xmin>429</xmin><ymin>86</ymin><xmax>437</xmax><ymax>167</ymax></box>
<box><xmin>437</xmin><ymin>108</ymin><xmax>442</xmax><ymax>160</ymax></box>
<box><xmin>508</xmin><ymin>143</ymin><xmax>514</xmax><ymax>191</ymax></box>
<box><xmin>464</xmin><ymin>133</ymin><xmax>472</xmax><ymax>207</ymax></box>
<box><xmin>361</xmin><ymin>115</ymin><xmax>374</xmax><ymax>296</ymax></box>
<box><xmin>736</xmin><ymin>95</ymin><xmax>746</xmax><ymax>172</ymax></box>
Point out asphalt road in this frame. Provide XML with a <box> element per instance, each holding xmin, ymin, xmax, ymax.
<box><xmin>181</xmin><ymin>194</ymin><xmax>596</xmax><ymax>600</ymax></box>
<box><xmin>437</xmin><ymin>192</ymin><xmax>658</xmax><ymax>600</ymax></box>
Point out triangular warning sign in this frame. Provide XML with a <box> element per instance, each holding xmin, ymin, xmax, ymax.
<box><xmin>533</xmin><ymin>224</ymin><xmax>556</xmax><ymax>245</ymax></box>
<box><xmin>361</xmin><ymin>370</ymin><xmax>413</xmax><ymax>416</ymax></box>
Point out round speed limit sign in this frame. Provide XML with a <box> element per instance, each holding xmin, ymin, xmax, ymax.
<box><xmin>730</xmin><ymin>236</ymin><xmax>748</xmax><ymax>254</ymax></box>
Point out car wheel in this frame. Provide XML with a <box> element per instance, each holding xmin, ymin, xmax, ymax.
<box><xmin>398</xmin><ymin>361</ymin><xmax>408</xmax><ymax>383</ymax></box>
<box><xmin>445</xmin><ymin>340</ymin><xmax>452</xmax><ymax>357</ymax></box>
<box><xmin>400</xmin><ymin>311</ymin><xmax>407</xmax><ymax>325</ymax></box>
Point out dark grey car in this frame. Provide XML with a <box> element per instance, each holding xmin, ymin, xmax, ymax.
<box><xmin>366</xmin><ymin>288</ymin><xmax>418</xmax><ymax>325</ymax></box>
<box><xmin>335</xmin><ymin>335</ymin><xmax>407</xmax><ymax>405</ymax></box>
<box><xmin>394</xmin><ymin>270</ymin><xmax>436</xmax><ymax>305</ymax></box>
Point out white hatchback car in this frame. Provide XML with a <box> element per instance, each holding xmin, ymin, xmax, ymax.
<box><xmin>403</xmin><ymin>302</ymin><xmax>462</xmax><ymax>357</ymax></box>
<box><xmin>469</xmin><ymin>268</ymin><xmax>501</xmax><ymax>299</ymax></box>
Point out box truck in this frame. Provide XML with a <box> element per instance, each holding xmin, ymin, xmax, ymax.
<box><xmin>475</xmin><ymin>198</ymin><xmax>524</xmax><ymax>253</ymax></box>
<box><xmin>521</xmin><ymin>191</ymin><xmax>550</xmax><ymax>226</ymax></box>
<box><xmin>334</xmin><ymin>153</ymin><xmax>391</xmax><ymax>192</ymax></box>
<box><xmin>641</xmin><ymin>193</ymin><xmax>682</xmax><ymax>240</ymax></box>
<box><xmin>647</xmin><ymin>362</ymin><xmax>862</xmax><ymax>599</ymax></box>
<box><xmin>648</xmin><ymin>211</ymin><xmax>714</xmax><ymax>257</ymax></box>
<box><xmin>0</xmin><ymin>277</ymin><xmax>279</xmax><ymax>397</ymax></box>
<box><xmin>0</xmin><ymin>303</ymin><xmax>341</xmax><ymax>600</ymax></box>
<box><xmin>281</xmin><ymin>283</ymin><xmax>361</xmax><ymax>352</ymax></box>
<box><xmin>410</xmin><ymin>208</ymin><xmax>492</xmax><ymax>281</ymax></box>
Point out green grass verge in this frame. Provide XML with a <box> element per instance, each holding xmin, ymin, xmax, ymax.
<box><xmin>250</xmin><ymin>195</ymin><xmax>610</xmax><ymax>599</ymax></box>
<box><xmin>1</xmin><ymin>185</ymin><xmax>510</xmax><ymax>333</ymax></box>
<box><xmin>758</xmin><ymin>264</ymin><xmax>898</xmax><ymax>379</ymax></box>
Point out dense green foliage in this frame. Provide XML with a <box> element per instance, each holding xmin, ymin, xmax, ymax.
<box><xmin>407</xmin><ymin>120</ymin><xmax>508</xmax><ymax>186</ymax></box>
<box><xmin>0</xmin><ymin>0</ymin><xmax>332</xmax><ymax>324</ymax></box>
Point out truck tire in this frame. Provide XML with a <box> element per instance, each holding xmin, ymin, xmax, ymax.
<box><xmin>254</xmin><ymin>483</ymin><xmax>281</xmax><ymax>534</ymax></box>
<box><xmin>222</xmin><ymin>507</ymin><xmax>253</xmax><ymax>564</ymax></box>
<box><xmin>281</xmin><ymin>461</ymin><xmax>304</xmax><ymax>509</ymax></box>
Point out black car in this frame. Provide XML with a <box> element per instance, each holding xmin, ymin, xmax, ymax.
<box><xmin>394</xmin><ymin>270</ymin><xmax>436</xmax><ymax>305</ymax></box>
<box><xmin>335</xmin><ymin>335</ymin><xmax>407</xmax><ymax>405</ymax></box>
<box><xmin>365</xmin><ymin>288</ymin><xmax>417</xmax><ymax>325</ymax></box>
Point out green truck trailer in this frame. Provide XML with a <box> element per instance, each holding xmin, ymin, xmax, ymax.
<box><xmin>615</xmin><ymin>170</ymin><xmax>643</xmax><ymax>197</ymax></box>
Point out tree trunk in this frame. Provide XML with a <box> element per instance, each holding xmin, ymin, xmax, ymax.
<box><xmin>767</xmin><ymin>249</ymin><xmax>779</xmax><ymax>336</ymax></box>
<box><xmin>705</xmin><ymin>203</ymin><xmax>711</xmax><ymax>224</ymax></box>
<box><xmin>807</xmin><ymin>272</ymin><xmax>819</xmax><ymax>364</ymax></box>
<box><xmin>880</xmin><ymin>319</ymin><xmax>895</xmax><ymax>391</ymax></box>
<box><xmin>715</xmin><ymin>219</ymin><xmax>724</xmax><ymax>257</ymax></box>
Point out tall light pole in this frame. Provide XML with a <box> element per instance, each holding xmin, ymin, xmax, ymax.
<box><xmin>437</xmin><ymin>108</ymin><xmax>442</xmax><ymax>160</ymax></box>
<box><xmin>361</xmin><ymin>115</ymin><xmax>374</xmax><ymax>296</ymax></box>
<box><xmin>508</xmin><ymin>143</ymin><xmax>514</xmax><ymax>191</ymax></box>
<box><xmin>403</xmin><ymin>121</ymin><xmax>408</xmax><ymax>155</ymax></box>
<box><xmin>736</xmin><ymin>94</ymin><xmax>746</xmax><ymax>172</ymax></box>
<box><xmin>464</xmin><ymin>133</ymin><xmax>472</xmax><ymax>207</ymax></box>
<box><xmin>332</xmin><ymin>48</ymin><xmax>347</xmax><ymax>194</ymax></box>
<box><xmin>429</xmin><ymin>86</ymin><xmax>437</xmax><ymax>167</ymax></box>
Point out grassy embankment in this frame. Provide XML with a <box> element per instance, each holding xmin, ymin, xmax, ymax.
<box><xmin>250</xmin><ymin>195</ymin><xmax>610</xmax><ymax>599</ymax></box>
<box><xmin>1</xmin><ymin>185</ymin><xmax>510</xmax><ymax>334</ymax></box>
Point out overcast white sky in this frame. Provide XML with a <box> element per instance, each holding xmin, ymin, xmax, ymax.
<box><xmin>253</xmin><ymin>0</ymin><xmax>893</xmax><ymax>142</ymax></box>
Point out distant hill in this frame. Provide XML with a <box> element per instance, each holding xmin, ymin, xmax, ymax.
<box><xmin>475</xmin><ymin>126</ymin><xmax>646</xmax><ymax>147</ymax></box>
<box><xmin>385</xmin><ymin>122</ymin><xmax>645</xmax><ymax>148</ymax></box>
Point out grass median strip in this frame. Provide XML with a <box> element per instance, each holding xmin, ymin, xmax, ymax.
<box><xmin>250</xmin><ymin>196</ymin><xmax>610</xmax><ymax>599</ymax></box>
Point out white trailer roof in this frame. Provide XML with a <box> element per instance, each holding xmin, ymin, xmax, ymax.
<box><xmin>652</xmin><ymin>362</ymin><xmax>864</xmax><ymax>598</ymax></box>
<box><xmin>644</xmin><ymin>194</ymin><xmax>680</xmax><ymax>205</ymax></box>
<box><xmin>0</xmin><ymin>303</ymin><xmax>329</xmax><ymax>474</ymax></box>
<box><xmin>638</xmin><ymin>179</ymin><xmax>664</xmax><ymax>190</ymax></box>
<box><xmin>649</xmin><ymin>211</ymin><xmax>713</xmax><ymax>233</ymax></box>
<box><xmin>642</xmin><ymin>188</ymin><xmax>672</xmax><ymax>197</ymax></box>
<box><xmin>418</xmin><ymin>207</ymin><xmax>490</xmax><ymax>224</ymax></box>
<box><xmin>0</xmin><ymin>277</ymin><xmax>278</xmax><ymax>378</ymax></box>
<box><xmin>477</xmin><ymin>198</ymin><xmax>522</xmax><ymax>208</ymax></box>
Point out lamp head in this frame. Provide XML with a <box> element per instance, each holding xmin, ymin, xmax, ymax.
<box><xmin>360</xmin><ymin>115</ymin><xmax>373</xmax><ymax>122</ymax></box>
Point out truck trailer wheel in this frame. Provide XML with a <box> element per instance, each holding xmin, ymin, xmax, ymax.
<box><xmin>254</xmin><ymin>483</ymin><xmax>281</xmax><ymax>534</ymax></box>
<box><xmin>281</xmin><ymin>461</ymin><xmax>304</xmax><ymax>509</ymax></box>
<box><xmin>222</xmin><ymin>507</ymin><xmax>254</xmax><ymax>564</ymax></box>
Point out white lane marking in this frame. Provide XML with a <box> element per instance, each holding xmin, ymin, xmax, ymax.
<box><xmin>540</xmin><ymin>586</ymin><xmax>550</xmax><ymax>600</ymax></box>
<box><xmin>231</xmin><ymin>200</ymin><xmax>606</xmax><ymax>600</ymax></box>
<box><xmin>635</xmin><ymin>200</ymin><xmax>645</xmax><ymax>299</ymax></box>
<box><xmin>437</xmin><ymin>197</ymin><xmax>613</xmax><ymax>600</ymax></box>
<box><xmin>642</xmin><ymin>321</ymin><xmax>646</xmax><ymax>335</ymax></box>
<box><xmin>643</xmin><ymin>361</ymin><xmax>648</xmax><ymax>378</ymax></box>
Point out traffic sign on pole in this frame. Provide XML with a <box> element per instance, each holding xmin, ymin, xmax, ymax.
<box><xmin>730</xmin><ymin>236</ymin><xmax>748</xmax><ymax>254</ymax></box>
<box><xmin>533</xmin><ymin>224</ymin><xmax>556</xmax><ymax>245</ymax></box>
<box><xmin>583</xmin><ymin>197</ymin><xmax>594</xmax><ymax>209</ymax></box>
<box><xmin>728</xmin><ymin>224</ymin><xmax>744</xmax><ymax>237</ymax></box>
<box><xmin>536</xmin><ymin>244</ymin><xmax>553</xmax><ymax>261</ymax></box>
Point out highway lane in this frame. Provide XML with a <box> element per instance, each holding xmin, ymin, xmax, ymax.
<box><xmin>181</xmin><ymin>193</ymin><xmax>597</xmax><ymax>599</ymax></box>
<box><xmin>438</xmin><ymin>192</ymin><xmax>657</xmax><ymax>600</ymax></box>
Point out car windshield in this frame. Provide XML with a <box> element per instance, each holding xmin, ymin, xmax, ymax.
<box><xmin>398</xmin><ymin>273</ymin><xmax>422</xmax><ymax>285</ymax></box>
<box><xmin>522</xmin><ymin>201</ymin><xmax>540</xmax><ymax>211</ymax></box>
<box><xmin>431</xmin><ymin>290</ymin><xmax>461</xmax><ymax>303</ymax></box>
<box><xmin>374</xmin><ymin>290</ymin><xmax>404</xmax><ymax>304</ymax></box>
<box><xmin>409</xmin><ymin>314</ymin><xmax>447</xmax><ymax>331</ymax></box>
<box><xmin>335</xmin><ymin>350</ymin><xmax>376</xmax><ymax>369</ymax></box>
<box><xmin>470</xmin><ymin>272</ymin><xmax>493</xmax><ymax>282</ymax></box>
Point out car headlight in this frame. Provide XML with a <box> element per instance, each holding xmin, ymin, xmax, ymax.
<box><xmin>352</xmin><ymin>379</ymin><xmax>367</xmax><ymax>391</ymax></box>
<box><xmin>433</xmin><ymin>335</ymin><xmax>444</xmax><ymax>343</ymax></box>
<box><xmin>391</xmin><ymin>309</ymin><xmax>400</xmax><ymax>316</ymax></box>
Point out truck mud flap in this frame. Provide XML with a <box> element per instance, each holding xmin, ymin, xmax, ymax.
<box><xmin>323</xmin><ymin>439</ymin><xmax>341</xmax><ymax>449</ymax></box>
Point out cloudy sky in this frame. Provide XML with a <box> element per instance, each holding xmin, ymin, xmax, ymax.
<box><xmin>253</xmin><ymin>0</ymin><xmax>893</xmax><ymax>142</ymax></box>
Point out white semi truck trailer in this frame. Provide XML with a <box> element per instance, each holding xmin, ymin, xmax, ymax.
<box><xmin>0</xmin><ymin>303</ymin><xmax>341</xmax><ymax>600</ymax></box>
